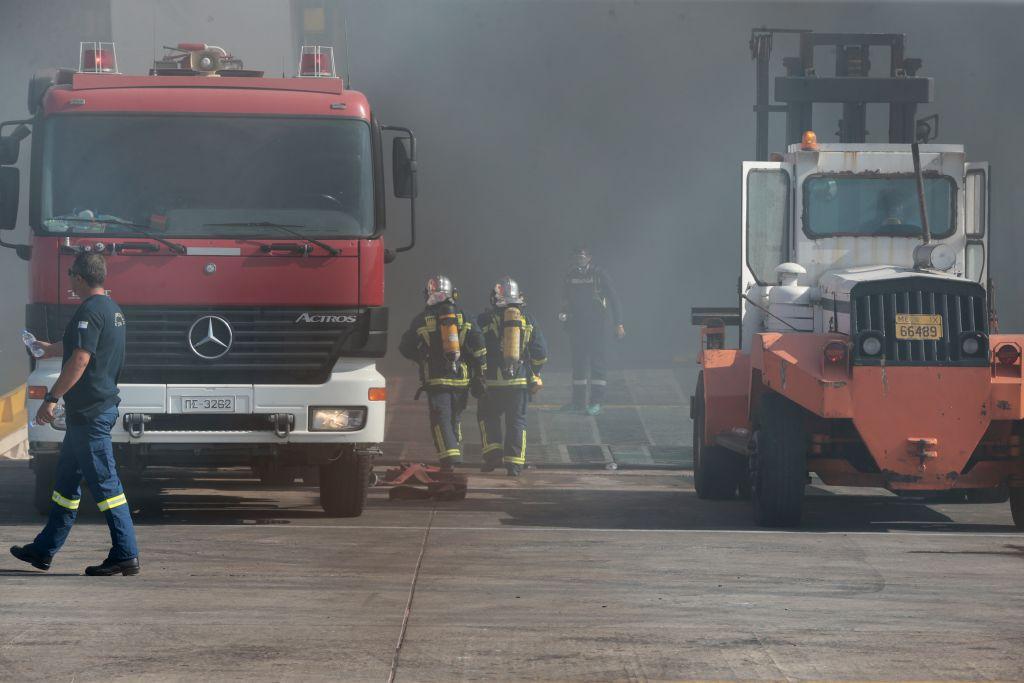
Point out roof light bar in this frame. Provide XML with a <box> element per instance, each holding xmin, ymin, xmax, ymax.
<box><xmin>299</xmin><ymin>45</ymin><xmax>336</xmax><ymax>78</ymax></box>
<box><xmin>79</xmin><ymin>41</ymin><xmax>118</xmax><ymax>74</ymax></box>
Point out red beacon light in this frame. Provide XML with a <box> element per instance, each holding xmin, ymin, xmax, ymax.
<box><xmin>299</xmin><ymin>45</ymin><xmax>336</xmax><ymax>78</ymax></box>
<box><xmin>79</xmin><ymin>41</ymin><xmax>118</xmax><ymax>74</ymax></box>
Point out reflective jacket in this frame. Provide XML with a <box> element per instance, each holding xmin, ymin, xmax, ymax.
<box><xmin>476</xmin><ymin>307</ymin><xmax>548</xmax><ymax>387</ymax></box>
<box><xmin>399</xmin><ymin>305</ymin><xmax>487</xmax><ymax>388</ymax></box>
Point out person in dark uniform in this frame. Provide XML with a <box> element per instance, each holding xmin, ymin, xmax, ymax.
<box><xmin>10</xmin><ymin>253</ymin><xmax>140</xmax><ymax>576</ymax></box>
<box><xmin>399</xmin><ymin>275</ymin><xmax>487</xmax><ymax>471</ymax></box>
<box><xmin>476</xmin><ymin>277</ymin><xmax>547</xmax><ymax>476</ymax></box>
<box><xmin>559</xmin><ymin>246</ymin><xmax>624</xmax><ymax>416</ymax></box>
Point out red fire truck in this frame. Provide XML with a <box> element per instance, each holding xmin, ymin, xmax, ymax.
<box><xmin>0</xmin><ymin>43</ymin><xmax>417</xmax><ymax>517</ymax></box>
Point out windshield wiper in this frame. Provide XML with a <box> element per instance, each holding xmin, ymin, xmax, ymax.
<box><xmin>49</xmin><ymin>217</ymin><xmax>186</xmax><ymax>254</ymax></box>
<box><xmin>203</xmin><ymin>221</ymin><xmax>340</xmax><ymax>256</ymax></box>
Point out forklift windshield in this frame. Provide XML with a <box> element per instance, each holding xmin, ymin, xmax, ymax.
<box><xmin>803</xmin><ymin>175</ymin><xmax>956</xmax><ymax>239</ymax></box>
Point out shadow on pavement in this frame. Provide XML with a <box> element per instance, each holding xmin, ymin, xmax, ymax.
<box><xmin>2</xmin><ymin>462</ymin><xmax>1016</xmax><ymax>534</ymax></box>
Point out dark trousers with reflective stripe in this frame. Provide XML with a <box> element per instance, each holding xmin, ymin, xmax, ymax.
<box><xmin>427</xmin><ymin>388</ymin><xmax>468</xmax><ymax>461</ymax></box>
<box><xmin>32</xmin><ymin>406</ymin><xmax>139</xmax><ymax>561</ymax></box>
<box><xmin>478</xmin><ymin>387</ymin><xmax>528</xmax><ymax>465</ymax></box>
<box><xmin>569</xmin><ymin>323</ymin><xmax>608</xmax><ymax>405</ymax></box>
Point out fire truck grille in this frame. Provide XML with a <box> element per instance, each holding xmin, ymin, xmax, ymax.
<box><xmin>26</xmin><ymin>305</ymin><xmax>388</xmax><ymax>385</ymax></box>
<box><xmin>122</xmin><ymin>307</ymin><xmax>368</xmax><ymax>384</ymax></box>
<box><xmin>850</xmin><ymin>279</ymin><xmax>988</xmax><ymax>366</ymax></box>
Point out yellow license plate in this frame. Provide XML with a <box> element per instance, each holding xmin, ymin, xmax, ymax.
<box><xmin>895</xmin><ymin>314</ymin><xmax>943</xmax><ymax>340</ymax></box>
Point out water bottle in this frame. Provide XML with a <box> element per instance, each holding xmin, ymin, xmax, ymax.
<box><xmin>30</xmin><ymin>405</ymin><xmax>64</xmax><ymax>428</ymax></box>
<box><xmin>21</xmin><ymin>330</ymin><xmax>45</xmax><ymax>358</ymax></box>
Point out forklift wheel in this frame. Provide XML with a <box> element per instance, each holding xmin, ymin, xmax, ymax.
<box><xmin>1010</xmin><ymin>488</ymin><xmax>1024</xmax><ymax>530</ymax></box>
<box><xmin>751</xmin><ymin>391</ymin><xmax>807</xmax><ymax>527</ymax></box>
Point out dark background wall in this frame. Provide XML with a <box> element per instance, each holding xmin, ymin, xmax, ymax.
<box><xmin>1</xmin><ymin>0</ymin><xmax>1021</xmax><ymax>388</ymax></box>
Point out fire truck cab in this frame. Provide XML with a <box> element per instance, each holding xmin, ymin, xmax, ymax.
<box><xmin>0</xmin><ymin>43</ymin><xmax>417</xmax><ymax>517</ymax></box>
<box><xmin>693</xmin><ymin>30</ymin><xmax>1024</xmax><ymax>527</ymax></box>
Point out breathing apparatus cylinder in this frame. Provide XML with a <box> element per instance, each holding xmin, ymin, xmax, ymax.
<box><xmin>501</xmin><ymin>306</ymin><xmax>524</xmax><ymax>379</ymax></box>
<box><xmin>437</xmin><ymin>304</ymin><xmax>461</xmax><ymax>375</ymax></box>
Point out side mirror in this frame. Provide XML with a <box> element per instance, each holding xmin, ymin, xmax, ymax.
<box><xmin>0</xmin><ymin>124</ymin><xmax>31</xmax><ymax>166</ymax></box>
<box><xmin>0</xmin><ymin>167</ymin><xmax>20</xmax><ymax>230</ymax></box>
<box><xmin>392</xmin><ymin>137</ymin><xmax>417</xmax><ymax>199</ymax></box>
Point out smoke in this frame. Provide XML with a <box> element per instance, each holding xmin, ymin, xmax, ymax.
<box><xmin>1</xmin><ymin>0</ymin><xmax>1022</xmax><ymax>391</ymax></box>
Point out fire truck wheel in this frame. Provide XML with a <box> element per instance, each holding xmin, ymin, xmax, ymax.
<box><xmin>752</xmin><ymin>392</ymin><xmax>807</xmax><ymax>527</ymax></box>
<box><xmin>319</xmin><ymin>447</ymin><xmax>371</xmax><ymax>518</ymax></box>
<box><xmin>32</xmin><ymin>453</ymin><xmax>59</xmax><ymax>516</ymax></box>
<box><xmin>1010</xmin><ymin>488</ymin><xmax>1024</xmax><ymax>530</ymax></box>
<box><xmin>693</xmin><ymin>374</ymin><xmax>742</xmax><ymax>499</ymax></box>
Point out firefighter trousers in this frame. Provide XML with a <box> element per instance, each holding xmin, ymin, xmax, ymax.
<box><xmin>569</xmin><ymin>325</ymin><xmax>607</xmax><ymax>406</ymax></box>
<box><xmin>32</xmin><ymin>406</ymin><xmax>139</xmax><ymax>562</ymax></box>
<box><xmin>427</xmin><ymin>387</ymin><xmax>468</xmax><ymax>462</ymax></box>
<box><xmin>478</xmin><ymin>387</ymin><xmax>528</xmax><ymax>465</ymax></box>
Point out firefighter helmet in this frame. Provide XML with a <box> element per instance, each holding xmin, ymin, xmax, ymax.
<box><xmin>424</xmin><ymin>275</ymin><xmax>456</xmax><ymax>306</ymax></box>
<box><xmin>491</xmin><ymin>277</ymin><xmax>524</xmax><ymax>307</ymax></box>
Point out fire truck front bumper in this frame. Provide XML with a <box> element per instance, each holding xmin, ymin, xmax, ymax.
<box><xmin>27</xmin><ymin>359</ymin><xmax>386</xmax><ymax>446</ymax></box>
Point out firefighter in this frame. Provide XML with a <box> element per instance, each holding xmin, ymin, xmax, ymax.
<box><xmin>476</xmin><ymin>277</ymin><xmax>547</xmax><ymax>476</ymax></box>
<box><xmin>399</xmin><ymin>275</ymin><xmax>487</xmax><ymax>471</ymax></box>
<box><xmin>559</xmin><ymin>246</ymin><xmax>624</xmax><ymax>415</ymax></box>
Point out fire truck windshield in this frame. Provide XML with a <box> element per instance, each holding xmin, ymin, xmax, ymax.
<box><xmin>39</xmin><ymin>115</ymin><xmax>374</xmax><ymax>238</ymax></box>
<box><xmin>803</xmin><ymin>175</ymin><xmax>956</xmax><ymax>239</ymax></box>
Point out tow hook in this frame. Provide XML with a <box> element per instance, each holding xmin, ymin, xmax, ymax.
<box><xmin>267</xmin><ymin>413</ymin><xmax>295</xmax><ymax>439</ymax></box>
<box><xmin>122</xmin><ymin>413</ymin><xmax>151</xmax><ymax>438</ymax></box>
<box><xmin>907</xmin><ymin>437</ymin><xmax>939</xmax><ymax>469</ymax></box>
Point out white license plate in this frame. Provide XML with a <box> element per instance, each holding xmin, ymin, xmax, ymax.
<box><xmin>181</xmin><ymin>397</ymin><xmax>235</xmax><ymax>413</ymax></box>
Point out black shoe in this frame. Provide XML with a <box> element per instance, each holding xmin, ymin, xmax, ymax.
<box><xmin>480</xmin><ymin>455</ymin><xmax>501</xmax><ymax>473</ymax></box>
<box><xmin>439</xmin><ymin>459</ymin><xmax>461</xmax><ymax>473</ymax></box>
<box><xmin>85</xmin><ymin>557</ymin><xmax>140</xmax><ymax>576</ymax></box>
<box><xmin>505</xmin><ymin>463</ymin><xmax>522</xmax><ymax>477</ymax></box>
<box><xmin>9</xmin><ymin>545</ymin><xmax>51</xmax><ymax>571</ymax></box>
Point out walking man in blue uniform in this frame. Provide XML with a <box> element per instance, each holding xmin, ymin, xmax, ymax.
<box><xmin>10</xmin><ymin>252</ymin><xmax>140</xmax><ymax>576</ymax></box>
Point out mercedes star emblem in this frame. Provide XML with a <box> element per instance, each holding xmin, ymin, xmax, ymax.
<box><xmin>188</xmin><ymin>315</ymin><xmax>233</xmax><ymax>360</ymax></box>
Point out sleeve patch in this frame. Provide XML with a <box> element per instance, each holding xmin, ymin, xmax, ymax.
<box><xmin>78</xmin><ymin>321</ymin><xmax>89</xmax><ymax>329</ymax></box>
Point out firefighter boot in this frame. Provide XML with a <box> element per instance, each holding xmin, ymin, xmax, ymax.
<box><xmin>505</xmin><ymin>463</ymin><xmax>522</xmax><ymax>477</ymax></box>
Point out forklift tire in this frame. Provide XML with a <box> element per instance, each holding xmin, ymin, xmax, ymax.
<box><xmin>693</xmin><ymin>374</ymin><xmax>742</xmax><ymax>500</ymax></box>
<box><xmin>319</xmin><ymin>447</ymin><xmax>371</xmax><ymax>518</ymax></box>
<box><xmin>1010</xmin><ymin>488</ymin><xmax>1024</xmax><ymax>530</ymax></box>
<box><xmin>32</xmin><ymin>454</ymin><xmax>59</xmax><ymax>516</ymax></box>
<box><xmin>752</xmin><ymin>391</ymin><xmax>807</xmax><ymax>527</ymax></box>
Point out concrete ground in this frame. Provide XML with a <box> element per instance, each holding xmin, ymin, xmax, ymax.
<box><xmin>0</xmin><ymin>461</ymin><xmax>1021</xmax><ymax>681</ymax></box>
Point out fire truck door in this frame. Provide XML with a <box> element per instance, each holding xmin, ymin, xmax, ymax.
<box><xmin>964</xmin><ymin>162</ymin><xmax>989</xmax><ymax>288</ymax></box>
<box><xmin>740</xmin><ymin>161</ymin><xmax>793</xmax><ymax>344</ymax></box>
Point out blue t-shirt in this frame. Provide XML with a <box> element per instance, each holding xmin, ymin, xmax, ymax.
<box><xmin>62</xmin><ymin>294</ymin><xmax>126</xmax><ymax>423</ymax></box>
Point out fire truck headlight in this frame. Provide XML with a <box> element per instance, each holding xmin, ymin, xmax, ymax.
<box><xmin>962</xmin><ymin>337</ymin><xmax>980</xmax><ymax>356</ymax></box>
<box><xmin>309</xmin><ymin>407</ymin><xmax>366</xmax><ymax>432</ymax></box>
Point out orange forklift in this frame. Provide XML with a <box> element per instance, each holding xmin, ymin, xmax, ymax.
<box><xmin>692</xmin><ymin>29</ymin><xmax>1024</xmax><ymax>527</ymax></box>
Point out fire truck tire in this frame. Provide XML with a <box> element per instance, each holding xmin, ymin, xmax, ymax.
<box><xmin>1010</xmin><ymin>488</ymin><xmax>1024</xmax><ymax>530</ymax></box>
<box><xmin>693</xmin><ymin>374</ymin><xmax>742</xmax><ymax>499</ymax></box>
<box><xmin>752</xmin><ymin>391</ymin><xmax>807</xmax><ymax>527</ymax></box>
<box><xmin>319</xmin><ymin>447</ymin><xmax>370</xmax><ymax>518</ymax></box>
<box><xmin>32</xmin><ymin>454</ymin><xmax>59</xmax><ymax>516</ymax></box>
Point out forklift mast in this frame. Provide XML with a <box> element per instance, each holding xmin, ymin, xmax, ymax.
<box><xmin>749</xmin><ymin>28</ymin><xmax>934</xmax><ymax>160</ymax></box>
